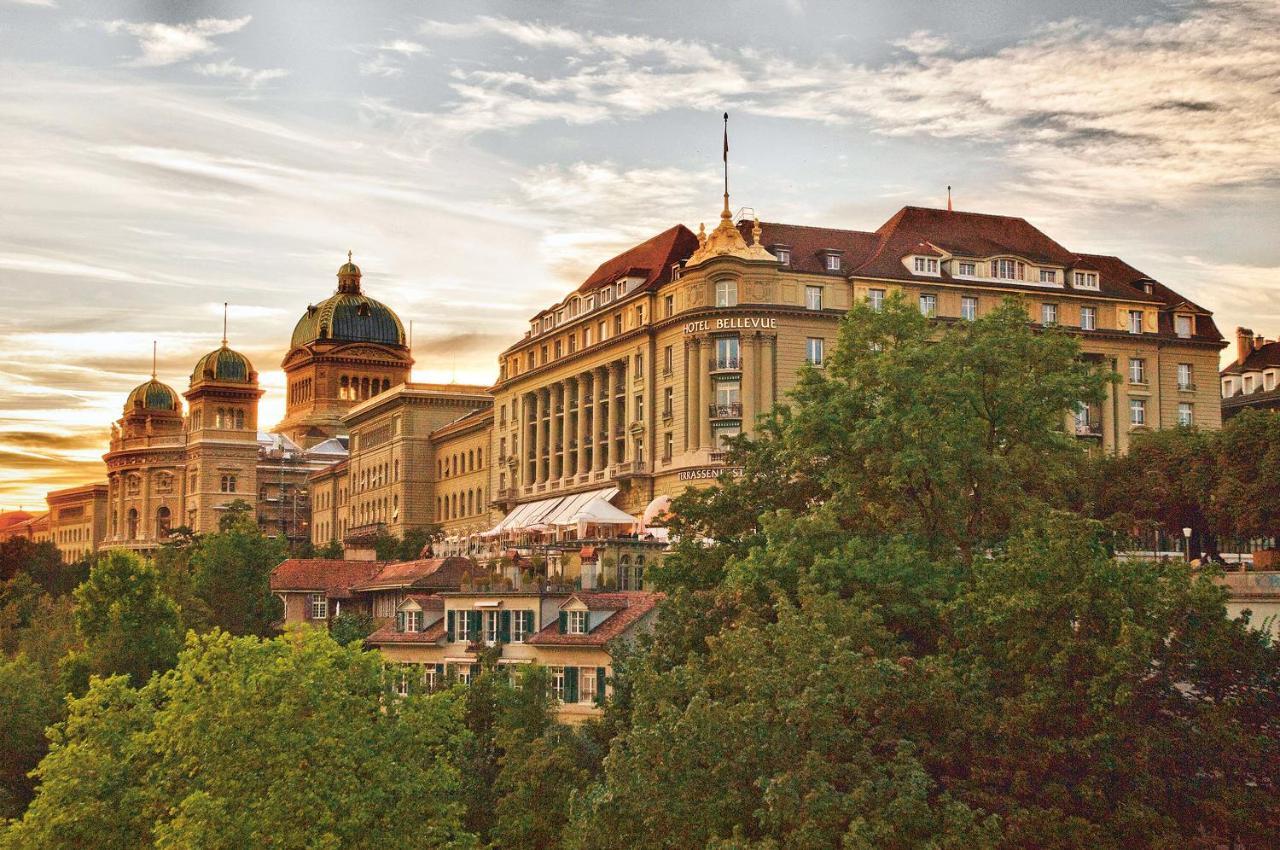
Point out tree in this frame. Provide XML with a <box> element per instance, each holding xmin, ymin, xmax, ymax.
<box><xmin>327</xmin><ymin>611</ymin><xmax>377</xmax><ymax>646</ymax></box>
<box><xmin>189</xmin><ymin>513</ymin><xmax>286</xmax><ymax>637</ymax></box>
<box><xmin>316</xmin><ymin>539</ymin><xmax>345</xmax><ymax>559</ymax></box>
<box><xmin>0</xmin><ymin>656</ymin><xmax>62</xmax><ymax>820</ymax></box>
<box><xmin>5</xmin><ymin>629</ymin><xmax>477</xmax><ymax>849</ymax></box>
<box><xmin>0</xmin><ymin>540</ymin><xmax>80</xmax><ymax>596</ymax></box>
<box><xmin>71</xmin><ymin>550</ymin><xmax>182</xmax><ymax>687</ymax></box>
<box><xmin>1210</xmin><ymin>409</ymin><xmax>1280</xmax><ymax>541</ymax></box>
<box><xmin>373</xmin><ymin>527</ymin><xmax>440</xmax><ymax>561</ymax></box>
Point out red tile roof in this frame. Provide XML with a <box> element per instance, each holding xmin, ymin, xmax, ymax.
<box><xmin>354</xmin><ymin>557</ymin><xmax>475</xmax><ymax>592</ymax></box>
<box><xmin>526</xmin><ymin>591</ymin><xmax>663</xmax><ymax>647</ymax></box>
<box><xmin>402</xmin><ymin>593</ymin><xmax>445</xmax><ymax>610</ymax></box>
<box><xmin>738</xmin><ymin>221</ymin><xmax>879</xmax><ymax>276</ymax></box>
<box><xmin>572</xmin><ymin>225</ymin><xmax>700</xmax><ymax>297</ymax></box>
<box><xmin>270</xmin><ymin>559</ymin><xmax>389</xmax><ymax>597</ymax></box>
<box><xmin>365</xmin><ymin>618</ymin><xmax>447</xmax><ymax>645</ymax></box>
<box><xmin>1222</xmin><ymin>339</ymin><xmax>1280</xmax><ymax>376</ymax></box>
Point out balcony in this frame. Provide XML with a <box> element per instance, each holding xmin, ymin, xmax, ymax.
<box><xmin>1074</xmin><ymin>422</ymin><xmax>1103</xmax><ymax>438</ymax></box>
<box><xmin>709</xmin><ymin>357</ymin><xmax>741</xmax><ymax>373</ymax></box>
<box><xmin>709</xmin><ymin>402</ymin><xmax>743</xmax><ymax>419</ymax></box>
<box><xmin>1177</xmin><ymin>382</ymin><xmax>1197</xmax><ymax>392</ymax></box>
<box><xmin>616</xmin><ymin>460</ymin><xmax>648</xmax><ymax>479</ymax></box>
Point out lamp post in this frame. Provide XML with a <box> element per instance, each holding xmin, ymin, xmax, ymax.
<box><xmin>1183</xmin><ymin>527</ymin><xmax>1193</xmax><ymax>564</ymax></box>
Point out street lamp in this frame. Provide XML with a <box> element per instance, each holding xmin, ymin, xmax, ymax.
<box><xmin>1182</xmin><ymin>527</ymin><xmax>1193</xmax><ymax>564</ymax></box>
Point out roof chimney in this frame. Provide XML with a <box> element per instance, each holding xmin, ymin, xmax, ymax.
<box><xmin>1237</xmin><ymin>327</ymin><xmax>1255</xmax><ymax>365</ymax></box>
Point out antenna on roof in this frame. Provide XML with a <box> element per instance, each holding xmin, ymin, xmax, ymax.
<box><xmin>722</xmin><ymin>112</ymin><xmax>730</xmax><ymax>218</ymax></box>
<box><xmin>151</xmin><ymin>340</ymin><xmax>157</xmax><ymax>379</ymax></box>
<box><xmin>947</xmin><ymin>185</ymin><xmax>953</xmax><ymax>212</ymax></box>
<box><xmin>222</xmin><ymin>302</ymin><xmax>229</xmax><ymax>346</ymax></box>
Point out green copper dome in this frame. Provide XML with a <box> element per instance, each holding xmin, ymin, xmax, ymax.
<box><xmin>290</xmin><ymin>256</ymin><xmax>406</xmax><ymax>349</ymax></box>
<box><xmin>125</xmin><ymin>379</ymin><xmax>181</xmax><ymax>414</ymax></box>
<box><xmin>190</xmin><ymin>345</ymin><xmax>255</xmax><ymax>386</ymax></box>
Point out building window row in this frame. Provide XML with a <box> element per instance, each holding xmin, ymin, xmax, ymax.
<box><xmin>438</xmin><ymin>488</ymin><xmax>487</xmax><ymax>521</ymax></box>
<box><xmin>212</xmin><ymin>407</ymin><xmax>245</xmax><ymax>430</ymax></box>
<box><xmin>439</xmin><ymin>447</ymin><xmax>484</xmax><ymax>478</ymax></box>
<box><xmin>289</xmin><ymin>378</ymin><xmax>313</xmax><ymax>405</ymax></box>
<box><xmin>339</xmin><ymin>375</ymin><xmax>392</xmax><ymax>401</ymax></box>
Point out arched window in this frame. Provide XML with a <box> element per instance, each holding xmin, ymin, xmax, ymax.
<box><xmin>127</xmin><ymin>508</ymin><xmax>139</xmax><ymax>540</ymax></box>
<box><xmin>466</xmin><ymin>491</ymin><xmax>473</xmax><ymax>515</ymax></box>
<box><xmin>394</xmin><ymin>459</ymin><xmax>399</xmax><ymax>481</ymax></box>
<box><xmin>468</xmin><ymin>450</ymin><xmax>475</xmax><ymax>471</ymax></box>
<box><xmin>382</xmin><ymin>378</ymin><xmax>391</xmax><ymax>393</ymax></box>
<box><xmin>361</xmin><ymin>377</ymin><xmax>370</xmax><ymax>399</ymax></box>
<box><xmin>234</xmin><ymin>409</ymin><xmax>245</xmax><ymax>429</ymax></box>
<box><xmin>156</xmin><ymin>506</ymin><xmax>171</xmax><ymax>537</ymax></box>
<box><xmin>340</xmin><ymin>376</ymin><xmax>350</xmax><ymax>400</ymax></box>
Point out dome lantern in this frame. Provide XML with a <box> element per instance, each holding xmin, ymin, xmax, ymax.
<box><xmin>337</xmin><ymin>249</ymin><xmax>361</xmax><ymax>294</ymax></box>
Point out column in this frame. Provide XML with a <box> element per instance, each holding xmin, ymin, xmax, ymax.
<box><xmin>551</xmin><ymin>382</ymin><xmax>564</xmax><ymax>481</ymax></box>
<box><xmin>761</xmin><ymin>335</ymin><xmax>776</xmax><ymax>413</ymax></box>
<box><xmin>687</xmin><ymin>339</ymin><xmax>700</xmax><ymax>451</ymax></box>
<box><xmin>599</xmin><ymin>365</ymin><xmax>613</xmax><ymax>471</ymax></box>
<box><xmin>576</xmin><ymin>373</ymin><xmax>590</xmax><ymax>479</ymax></box>
<box><xmin>532</xmin><ymin>390</ymin><xmax>545</xmax><ymax>484</ymax></box>
<box><xmin>699</xmin><ymin>343</ymin><xmax>713</xmax><ymax>450</ymax></box>
<box><xmin>621</xmin><ymin>361</ymin><xmax>633</xmax><ymax>462</ymax></box>
<box><xmin>1102</xmin><ymin>359</ymin><xmax>1117</xmax><ymax>456</ymax></box>
<box><xmin>743</xmin><ymin>332</ymin><xmax>759</xmax><ymax>436</ymax></box>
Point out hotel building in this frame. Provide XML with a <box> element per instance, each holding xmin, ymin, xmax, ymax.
<box><xmin>488</xmin><ymin>193</ymin><xmax>1226</xmax><ymax>520</ymax></box>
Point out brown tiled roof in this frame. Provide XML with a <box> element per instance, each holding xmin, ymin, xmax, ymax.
<box><xmin>738</xmin><ymin>221</ymin><xmax>879</xmax><ymax>276</ymax></box>
<box><xmin>354</xmin><ymin>557</ymin><xmax>475</xmax><ymax>592</ymax></box>
<box><xmin>365</xmin><ymin>618</ymin><xmax>447</xmax><ymax>645</ymax></box>
<box><xmin>270</xmin><ymin>559</ymin><xmax>388</xmax><ymax>597</ymax></box>
<box><xmin>526</xmin><ymin>591</ymin><xmax>663</xmax><ymax>647</ymax></box>
<box><xmin>402</xmin><ymin>593</ymin><xmax>445</xmax><ymax>610</ymax></box>
<box><xmin>1222</xmin><ymin>339</ymin><xmax>1280</xmax><ymax>376</ymax></box>
<box><xmin>572</xmin><ymin>225</ymin><xmax>700</xmax><ymax>297</ymax></box>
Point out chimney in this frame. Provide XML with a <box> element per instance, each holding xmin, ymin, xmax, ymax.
<box><xmin>1254</xmin><ymin>335</ymin><xmax>1268</xmax><ymax>351</ymax></box>
<box><xmin>1237</xmin><ymin>327</ymin><xmax>1255</xmax><ymax>365</ymax></box>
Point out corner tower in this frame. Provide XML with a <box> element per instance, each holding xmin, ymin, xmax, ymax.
<box><xmin>277</xmin><ymin>254</ymin><xmax>413</xmax><ymax>448</ymax></box>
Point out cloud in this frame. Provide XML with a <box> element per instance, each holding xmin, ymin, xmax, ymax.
<box><xmin>358</xmin><ymin>39</ymin><xmax>428</xmax><ymax>78</ymax></box>
<box><xmin>419</xmin><ymin>3</ymin><xmax>1280</xmax><ymax>204</ymax></box>
<box><xmin>102</xmin><ymin>16</ymin><xmax>251</xmax><ymax>67</ymax></box>
<box><xmin>194</xmin><ymin>59</ymin><xmax>289</xmax><ymax>89</ymax></box>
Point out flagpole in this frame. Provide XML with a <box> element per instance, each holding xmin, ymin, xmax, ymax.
<box><xmin>722</xmin><ymin>111</ymin><xmax>729</xmax><ymax>217</ymax></box>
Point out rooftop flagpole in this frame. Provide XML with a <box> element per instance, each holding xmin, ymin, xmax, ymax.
<box><xmin>222</xmin><ymin>302</ymin><xmax>229</xmax><ymax>346</ymax></box>
<box><xmin>151</xmin><ymin>340</ymin><xmax>157</xmax><ymax>379</ymax></box>
<box><xmin>722</xmin><ymin>112</ymin><xmax>730</xmax><ymax>215</ymax></box>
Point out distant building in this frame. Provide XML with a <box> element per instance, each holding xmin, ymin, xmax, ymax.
<box><xmin>0</xmin><ymin>510</ymin><xmax>50</xmax><ymax>546</ymax></box>
<box><xmin>46</xmin><ymin>484</ymin><xmax>108</xmax><ymax>562</ymax></box>
<box><xmin>1220</xmin><ymin>327</ymin><xmax>1280</xmax><ymax>419</ymax></box>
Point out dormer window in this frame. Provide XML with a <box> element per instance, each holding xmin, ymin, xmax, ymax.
<box><xmin>585</xmin><ymin>294</ymin><xmax>595</xmax><ymax>312</ymax></box>
<box><xmin>1142</xmin><ymin>282</ymin><xmax>1154</xmax><ymax>294</ymax></box>
<box><xmin>774</xmin><ymin>246</ymin><xmax>791</xmax><ymax>265</ymax></box>
<box><xmin>567</xmin><ymin>610</ymin><xmax>588</xmax><ymax>634</ymax></box>
<box><xmin>825</xmin><ymin>253</ymin><xmax>842</xmax><ymax>272</ymax></box>
<box><xmin>992</xmin><ymin>258</ymin><xmax>1025</xmax><ymax>281</ymax></box>
<box><xmin>556</xmin><ymin>309</ymin><xmax>565</xmax><ymax>325</ymax></box>
<box><xmin>956</xmin><ymin>261</ymin><xmax>976</xmax><ymax>277</ymax></box>
<box><xmin>616</xmin><ymin>281</ymin><xmax>626</xmax><ymax>298</ymax></box>
<box><xmin>1175</xmin><ymin>315</ymin><xmax>1193</xmax><ymax>338</ymax></box>
<box><xmin>670</xmin><ymin>262</ymin><xmax>683</xmax><ymax>281</ymax></box>
<box><xmin>601</xmin><ymin>288</ymin><xmax>612</xmax><ymax>305</ymax></box>
<box><xmin>1039</xmin><ymin>269</ymin><xmax>1058</xmax><ymax>284</ymax></box>
<box><xmin>1073</xmin><ymin>271</ymin><xmax>1099</xmax><ymax>290</ymax></box>
<box><xmin>913</xmin><ymin>257</ymin><xmax>939</xmax><ymax>275</ymax></box>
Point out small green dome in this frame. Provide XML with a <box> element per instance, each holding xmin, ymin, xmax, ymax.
<box><xmin>125</xmin><ymin>379</ymin><xmax>181</xmax><ymax>414</ymax></box>
<box><xmin>338</xmin><ymin>261</ymin><xmax>361</xmax><ymax>276</ymax></box>
<box><xmin>190</xmin><ymin>346</ymin><xmax>255</xmax><ymax>386</ymax></box>
<box><xmin>290</xmin><ymin>258</ymin><xmax>405</xmax><ymax>349</ymax></box>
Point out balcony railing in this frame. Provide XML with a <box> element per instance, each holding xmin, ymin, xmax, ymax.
<box><xmin>1177</xmin><ymin>382</ymin><xmax>1197</xmax><ymax>391</ymax></box>
<box><xmin>616</xmin><ymin>460</ymin><xmax>648</xmax><ymax>477</ymax></box>
<box><xmin>709</xmin><ymin>450</ymin><xmax>730</xmax><ymax>463</ymax></box>
<box><xmin>709</xmin><ymin>402</ymin><xmax>743</xmax><ymax>418</ymax></box>
<box><xmin>709</xmin><ymin>357</ymin><xmax>741</xmax><ymax>371</ymax></box>
<box><xmin>1074</xmin><ymin>422</ymin><xmax>1103</xmax><ymax>437</ymax></box>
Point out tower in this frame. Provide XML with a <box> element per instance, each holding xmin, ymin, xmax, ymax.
<box><xmin>277</xmin><ymin>254</ymin><xmax>413</xmax><ymax>448</ymax></box>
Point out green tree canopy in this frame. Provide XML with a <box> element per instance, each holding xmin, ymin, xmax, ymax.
<box><xmin>189</xmin><ymin>514</ymin><xmax>285</xmax><ymax>637</ymax></box>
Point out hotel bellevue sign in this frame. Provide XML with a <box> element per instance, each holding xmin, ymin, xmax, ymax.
<box><xmin>683</xmin><ymin>316</ymin><xmax>779</xmax><ymax>334</ymax></box>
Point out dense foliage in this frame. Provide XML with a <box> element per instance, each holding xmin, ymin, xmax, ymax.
<box><xmin>2</xmin><ymin>297</ymin><xmax>1278</xmax><ymax>847</ymax></box>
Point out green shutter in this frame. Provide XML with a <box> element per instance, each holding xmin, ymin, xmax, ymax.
<box><xmin>525</xmin><ymin>610</ymin><xmax>535</xmax><ymax>639</ymax></box>
<box><xmin>596</xmin><ymin>666</ymin><xmax>607</xmax><ymax>705</ymax></box>
<box><xmin>564</xmin><ymin>666</ymin><xmax>578</xmax><ymax>703</ymax></box>
<box><xmin>446</xmin><ymin>610</ymin><xmax>455</xmax><ymax>640</ymax></box>
<box><xmin>500</xmin><ymin>610</ymin><xmax>511</xmax><ymax>643</ymax></box>
<box><xmin>434</xmin><ymin>663</ymin><xmax>444</xmax><ymax>687</ymax></box>
<box><xmin>558</xmin><ymin>611</ymin><xmax>568</xmax><ymax>634</ymax></box>
<box><xmin>469</xmin><ymin>611</ymin><xmax>481</xmax><ymax>640</ymax></box>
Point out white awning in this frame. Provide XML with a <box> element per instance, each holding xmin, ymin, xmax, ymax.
<box><xmin>482</xmin><ymin>487</ymin><xmax>619</xmax><ymax>536</ymax></box>
<box><xmin>558</xmin><ymin>496</ymin><xmax>637</xmax><ymax>527</ymax></box>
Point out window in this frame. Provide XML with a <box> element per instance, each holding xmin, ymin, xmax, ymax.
<box><xmin>913</xmin><ymin>256</ymin><xmax>939</xmax><ymax>274</ymax></box>
<box><xmin>961</xmin><ymin>296</ymin><xmax>978</xmax><ymax>321</ymax></box>
<box><xmin>634</xmin><ymin>353</ymin><xmax>644</xmax><ymax>377</ymax></box>
<box><xmin>1040</xmin><ymin>269</ymin><xmax>1058</xmax><ymax>284</ymax></box>
<box><xmin>600</xmin><ymin>288</ymin><xmax>612</xmax><ymax>305</ymax></box>
<box><xmin>805</xmin><ymin>286</ymin><xmax>823</xmax><ymax>311</ymax></box>
<box><xmin>663</xmin><ymin>387</ymin><xmax>674</xmax><ymax>417</ymax></box>
<box><xmin>1178</xmin><ymin>403</ymin><xmax>1194</xmax><ymax>426</ymax></box>
<box><xmin>613</xmin><ymin>314</ymin><xmax>622</xmax><ymax>336</ymax></box>
<box><xmin>309</xmin><ymin>593</ymin><xmax>328</xmax><ymax>620</ymax></box>
<box><xmin>775</xmin><ymin>247</ymin><xmax>790</xmax><ymax>265</ymax></box>
<box><xmin>485</xmin><ymin>611</ymin><xmax>500</xmax><ymax>645</ymax></box>
<box><xmin>957</xmin><ymin>261</ymin><xmax>976</xmax><ymax>277</ymax></box>
<box><xmin>1130</xmin><ymin>398</ymin><xmax>1147</xmax><ymax>426</ymax></box>
<box><xmin>404</xmin><ymin>610</ymin><xmax>423</xmax><ymax>632</ymax></box>
<box><xmin>715</xmin><ymin>381</ymin><xmax>740</xmax><ymax>412</ymax></box>
<box><xmin>715</xmin><ymin>279</ymin><xmax>738</xmax><ymax>307</ymax></box>
<box><xmin>551</xmin><ymin>666</ymin><xmax>565</xmax><ymax>701</ymax></box>
<box><xmin>663</xmin><ymin>431</ymin><xmax>673</xmax><ymax>460</ymax></box>
<box><xmin>220</xmin><ymin>474</ymin><xmax>237</xmax><ymax>493</ymax></box>
<box><xmin>992</xmin><ymin>258</ymin><xmax>1024</xmax><ymax>280</ymax></box>
<box><xmin>1073</xmin><ymin>271</ymin><xmax>1099</xmax><ymax>290</ymax></box>
<box><xmin>825</xmin><ymin>253</ymin><xmax>841</xmax><ymax>272</ymax></box>
<box><xmin>554</xmin><ymin>340</ymin><xmax>562</xmax><ymax>359</ymax></box>
<box><xmin>579</xmin><ymin>668</ymin><xmax>598</xmax><ymax>704</ymax></box>
<box><xmin>512</xmin><ymin>610</ymin><xmax>534</xmax><ymax>643</ymax></box>
<box><xmin>806</xmin><ymin>337</ymin><xmax>825</xmax><ymax>366</ymax></box>
<box><xmin>1080</xmin><ymin>306</ymin><xmax>1097</xmax><ymax>331</ymax></box>
<box><xmin>919</xmin><ymin>294</ymin><xmax>937</xmax><ymax>317</ymax></box>
<box><xmin>1175</xmin><ymin>315</ymin><xmax>1192</xmax><ymax>338</ymax></box>
<box><xmin>664</xmin><ymin>294</ymin><xmax>674</xmax><ymax>317</ymax></box>
<box><xmin>715</xmin><ymin>336</ymin><xmax>740</xmax><ymax>369</ymax></box>
<box><xmin>1177</xmin><ymin>363</ymin><xmax>1193</xmax><ymax>390</ymax></box>
<box><xmin>1129</xmin><ymin>310</ymin><xmax>1144</xmax><ymax>334</ymax></box>
<box><xmin>635</xmin><ymin>394</ymin><xmax>644</xmax><ymax>421</ymax></box>
<box><xmin>567</xmin><ymin>610</ymin><xmax>588</xmax><ymax>635</ymax></box>
<box><xmin>1041</xmin><ymin>303</ymin><xmax>1058</xmax><ymax>325</ymax></box>
<box><xmin>868</xmin><ymin>288</ymin><xmax>885</xmax><ymax>311</ymax></box>
<box><xmin>1129</xmin><ymin>358</ymin><xmax>1147</xmax><ymax>384</ymax></box>
<box><xmin>663</xmin><ymin>345</ymin><xmax>673</xmax><ymax>375</ymax></box>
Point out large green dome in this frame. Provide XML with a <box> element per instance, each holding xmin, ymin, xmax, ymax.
<box><xmin>190</xmin><ymin>345</ymin><xmax>255</xmax><ymax>386</ymax></box>
<box><xmin>290</xmin><ymin>256</ymin><xmax>406</xmax><ymax>349</ymax></box>
<box><xmin>125</xmin><ymin>379</ymin><xmax>181</xmax><ymax>414</ymax></box>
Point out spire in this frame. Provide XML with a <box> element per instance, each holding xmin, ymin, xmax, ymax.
<box><xmin>348</xmin><ymin>249</ymin><xmax>353</xmax><ymax>264</ymax></box>
<box><xmin>151</xmin><ymin>340</ymin><xmax>157</xmax><ymax>379</ymax></box>
<box><xmin>686</xmin><ymin>112</ymin><xmax>773</xmax><ymax>268</ymax></box>
<box><xmin>222</xmin><ymin>302</ymin><xmax>229</xmax><ymax>347</ymax></box>
<box><xmin>947</xmin><ymin>185</ymin><xmax>953</xmax><ymax>212</ymax></box>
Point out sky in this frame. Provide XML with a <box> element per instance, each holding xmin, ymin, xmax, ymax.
<box><xmin>1</xmin><ymin>0</ymin><xmax>1278</xmax><ymax>509</ymax></box>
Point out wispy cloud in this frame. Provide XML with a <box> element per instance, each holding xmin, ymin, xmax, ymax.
<box><xmin>102</xmin><ymin>15</ymin><xmax>251</xmax><ymax>67</ymax></box>
<box><xmin>194</xmin><ymin>59</ymin><xmax>289</xmax><ymax>89</ymax></box>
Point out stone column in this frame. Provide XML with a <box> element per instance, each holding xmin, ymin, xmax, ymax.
<box><xmin>699</xmin><ymin>343</ymin><xmax>713</xmax><ymax>450</ymax></box>
<box><xmin>687</xmin><ymin>339</ymin><xmax>700</xmax><ymax>451</ymax></box>
<box><xmin>551</xmin><ymin>382</ymin><xmax>564</xmax><ymax>481</ymax></box>
<box><xmin>532</xmin><ymin>390</ymin><xmax>545</xmax><ymax>484</ymax></box>
<box><xmin>1102</xmin><ymin>359</ymin><xmax>1117</xmax><ymax>456</ymax></box>
<box><xmin>576</xmin><ymin>373</ymin><xmax>590</xmax><ymax>478</ymax></box>
<box><xmin>761</xmin><ymin>334</ymin><xmax>776</xmax><ymax>414</ymax></box>
<box><xmin>743</xmin><ymin>332</ymin><xmax>759</xmax><ymax>436</ymax></box>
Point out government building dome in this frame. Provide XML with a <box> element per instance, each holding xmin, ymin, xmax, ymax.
<box><xmin>289</xmin><ymin>256</ymin><xmax>406</xmax><ymax>349</ymax></box>
<box><xmin>190</xmin><ymin>344</ymin><xmax>256</xmax><ymax>386</ymax></box>
<box><xmin>124</xmin><ymin>378</ymin><xmax>181</xmax><ymax>414</ymax></box>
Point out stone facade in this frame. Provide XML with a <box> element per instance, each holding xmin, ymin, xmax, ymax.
<box><xmin>46</xmin><ymin>484</ymin><xmax>108</xmax><ymax>562</ymax></box>
<box><xmin>432</xmin><ymin>409</ymin><xmax>501</xmax><ymax>542</ymax></box>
